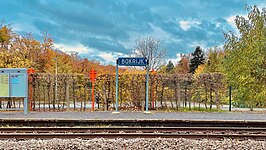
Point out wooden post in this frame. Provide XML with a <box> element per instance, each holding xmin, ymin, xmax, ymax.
<box><xmin>66</xmin><ymin>81</ymin><xmax>70</xmax><ymax>111</ymax></box>
<box><xmin>103</xmin><ymin>84</ymin><xmax>107</xmax><ymax>111</ymax></box>
<box><xmin>177</xmin><ymin>82</ymin><xmax>181</xmax><ymax>110</ymax></box>
<box><xmin>150</xmin><ymin>69</ymin><xmax>157</xmax><ymax>109</ymax></box>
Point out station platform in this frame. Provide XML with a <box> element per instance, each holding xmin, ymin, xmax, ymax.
<box><xmin>0</xmin><ymin>111</ymin><xmax>265</xmax><ymax>121</ymax></box>
<box><xmin>0</xmin><ymin>111</ymin><xmax>265</xmax><ymax>127</ymax></box>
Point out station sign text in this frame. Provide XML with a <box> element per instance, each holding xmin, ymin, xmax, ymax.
<box><xmin>117</xmin><ymin>57</ymin><xmax>147</xmax><ymax>66</ymax></box>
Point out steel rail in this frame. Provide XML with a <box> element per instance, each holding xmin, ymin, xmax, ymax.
<box><xmin>1</xmin><ymin>119</ymin><xmax>266</xmax><ymax>127</ymax></box>
<box><xmin>0</xmin><ymin>127</ymin><xmax>266</xmax><ymax>140</ymax></box>
<box><xmin>0</xmin><ymin>127</ymin><xmax>266</xmax><ymax>133</ymax></box>
<box><xmin>0</xmin><ymin>133</ymin><xmax>265</xmax><ymax>140</ymax></box>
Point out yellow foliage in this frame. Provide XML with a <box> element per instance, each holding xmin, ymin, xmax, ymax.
<box><xmin>194</xmin><ymin>64</ymin><xmax>204</xmax><ymax>76</ymax></box>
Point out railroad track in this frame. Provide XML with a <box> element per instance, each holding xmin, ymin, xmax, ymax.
<box><xmin>0</xmin><ymin>127</ymin><xmax>266</xmax><ymax>140</ymax></box>
<box><xmin>1</xmin><ymin>119</ymin><xmax>266</xmax><ymax>127</ymax></box>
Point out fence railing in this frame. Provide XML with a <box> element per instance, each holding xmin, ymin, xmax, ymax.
<box><xmin>0</xmin><ymin>73</ymin><xmax>228</xmax><ymax>111</ymax></box>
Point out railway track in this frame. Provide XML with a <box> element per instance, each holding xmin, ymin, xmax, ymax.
<box><xmin>1</xmin><ymin>119</ymin><xmax>266</xmax><ymax>127</ymax></box>
<box><xmin>0</xmin><ymin>127</ymin><xmax>266</xmax><ymax>140</ymax></box>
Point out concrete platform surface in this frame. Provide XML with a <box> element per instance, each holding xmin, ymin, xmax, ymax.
<box><xmin>0</xmin><ymin>111</ymin><xmax>265</xmax><ymax>121</ymax></box>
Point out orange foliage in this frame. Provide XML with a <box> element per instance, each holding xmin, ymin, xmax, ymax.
<box><xmin>175</xmin><ymin>54</ymin><xmax>190</xmax><ymax>74</ymax></box>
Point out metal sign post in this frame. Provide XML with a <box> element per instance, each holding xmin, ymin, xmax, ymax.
<box><xmin>229</xmin><ymin>86</ymin><xmax>232</xmax><ymax>111</ymax></box>
<box><xmin>145</xmin><ymin>60</ymin><xmax>149</xmax><ymax>112</ymax></box>
<box><xmin>115</xmin><ymin>60</ymin><xmax>119</xmax><ymax>112</ymax></box>
<box><xmin>114</xmin><ymin>57</ymin><xmax>150</xmax><ymax>114</ymax></box>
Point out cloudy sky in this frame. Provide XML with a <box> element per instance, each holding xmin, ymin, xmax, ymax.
<box><xmin>0</xmin><ymin>0</ymin><xmax>265</xmax><ymax>64</ymax></box>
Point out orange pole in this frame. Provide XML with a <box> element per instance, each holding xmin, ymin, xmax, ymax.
<box><xmin>27</xmin><ymin>68</ymin><xmax>35</xmax><ymax>111</ymax></box>
<box><xmin>92</xmin><ymin>81</ymin><xmax>95</xmax><ymax>111</ymax></box>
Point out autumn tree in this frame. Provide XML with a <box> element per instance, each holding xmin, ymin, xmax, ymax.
<box><xmin>224</xmin><ymin>5</ymin><xmax>266</xmax><ymax>109</ymax></box>
<box><xmin>158</xmin><ymin>60</ymin><xmax>174</xmax><ymax>74</ymax></box>
<box><xmin>0</xmin><ymin>20</ymin><xmax>12</xmax><ymax>45</ymax></box>
<box><xmin>189</xmin><ymin>46</ymin><xmax>205</xmax><ymax>74</ymax></box>
<box><xmin>133</xmin><ymin>37</ymin><xmax>166</xmax><ymax>70</ymax></box>
<box><xmin>175</xmin><ymin>54</ymin><xmax>190</xmax><ymax>74</ymax></box>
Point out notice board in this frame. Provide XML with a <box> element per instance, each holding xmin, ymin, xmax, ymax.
<box><xmin>0</xmin><ymin>74</ymin><xmax>9</xmax><ymax>97</ymax></box>
<box><xmin>0</xmin><ymin>68</ymin><xmax>28</xmax><ymax>98</ymax></box>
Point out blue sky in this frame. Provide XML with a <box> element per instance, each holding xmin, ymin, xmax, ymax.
<box><xmin>0</xmin><ymin>0</ymin><xmax>265</xmax><ymax>64</ymax></box>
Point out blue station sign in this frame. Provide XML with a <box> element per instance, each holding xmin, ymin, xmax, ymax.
<box><xmin>117</xmin><ymin>57</ymin><xmax>148</xmax><ymax>66</ymax></box>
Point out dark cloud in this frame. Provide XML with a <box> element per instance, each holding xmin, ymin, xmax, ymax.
<box><xmin>81</xmin><ymin>37</ymin><xmax>128</xmax><ymax>54</ymax></box>
<box><xmin>0</xmin><ymin>0</ymin><xmax>265</xmax><ymax>63</ymax></box>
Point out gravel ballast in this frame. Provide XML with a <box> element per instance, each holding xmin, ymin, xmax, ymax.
<box><xmin>0</xmin><ymin>138</ymin><xmax>265</xmax><ymax>150</ymax></box>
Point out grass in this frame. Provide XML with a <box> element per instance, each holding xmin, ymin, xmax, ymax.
<box><xmin>158</xmin><ymin>107</ymin><xmax>226</xmax><ymax>112</ymax></box>
<box><xmin>180</xmin><ymin>107</ymin><xmax>226</xmax><ymax>112</ymax></box>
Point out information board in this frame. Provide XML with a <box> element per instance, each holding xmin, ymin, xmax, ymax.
<box><xmin>0</xmin><ymin>68</ymin><xmax>28</xmax><ymax>115</ymax></box>
<box><xmin>10</xmin><ymin>73</ymin><xmax>27</xmax><ymax>97</ymax></box>
<box><xmin>0</xmin><ymin>74</ymin><xmax>9</xmax><ymax>97</ymax></box>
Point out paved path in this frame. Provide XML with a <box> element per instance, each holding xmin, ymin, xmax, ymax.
<box><xmin>0</xmin><ymin>111</ymin><xmax>265</xmax><ymax>121</ymax></box>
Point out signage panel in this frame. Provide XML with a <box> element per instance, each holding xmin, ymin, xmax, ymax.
<box><xmin>10</xmin><ymin>73</ymin><xmax>27</xmax><ymax>97</ymax></box>
<box><xmin>115</xmin><ymin>57</ymin><xmax>150</xmax><ymax>113</ymax></box>
<box><xmin>0</xmin><ymin>74</ymin><xmax>9</xmax><ymax>97</ymax></box>
<box><xmin>0</xmin><ymin>68</ymin><xmax>28</xmax><ymax>114</ymax></box>
<box><xmin>117</xmin><ymin>57</ymin><xmax>147</xmax><ymax>66</ymax></box>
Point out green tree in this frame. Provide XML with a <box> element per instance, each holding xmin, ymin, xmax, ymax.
<box><xmin>224</xmin><ymin>5</ymin><xmax>266</xmax><ymax>109</ymax></box>
<box><xmin>204</xmin><ymin>47</ymin><xmax>225</xmax><ymax>73</ymax></box>
<box><xmin>166</xmin><ymin>60</ymin><xmax>174</xmax><ymax>73</ymax></box>
<box><xmin>189</xmin><ymin>46</ymin><xmax>205</xmax><ymax>73</ymax></box>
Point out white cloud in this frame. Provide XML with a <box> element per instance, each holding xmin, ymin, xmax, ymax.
<box><xmin>179</xmin><ymin>20</ymin><xmax>201</xmax><ymax>31</ymax></box>
<box><xmin>179</xmin><ymin>21</ymin><xmax>190</xmax><ymax>31</ymax></box>
<box><xmin>225</xmin><ymin>14</ymin><xmax>247</xmax><ymax>33</ymax></box>
<box><xmin>149</xmin><ymin>23</ymin><xmax>172</xmax><ymax>40</ymax></box>
<box><xmin>97</xmin><ymin>52</ymin><xmax>128</xmax><ymax>64</ymax></box>
<box><xmin>226</xmin><ymin>15</ymin><xmax>236</xmax><ymax>29</ymax></box>
<box><xmin>167</xmin><ymin>53</ymin><xmax>182</xmax><ymax>65</ymax></box>
<box><xmin>54</xmin><ymin>43</ymin><xmax>94</xmax><ymax>54</ymax></box>
<box><xmin>13</xmin><ymin>22</ymin><xmax>41</xmax><ymax>36</ymax></box>
<box><xmin>189</xmin><ymin>41</ymin><xmax>209</xmax><ymax>52</ymax></box>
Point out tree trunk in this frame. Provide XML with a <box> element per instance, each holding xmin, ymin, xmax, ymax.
<box><xmin>103</xmin><ymin>84</ymin><xmax>107</xmax><ymax>111</ymax></box>
<box><xmin>66</xmin><ymin>81</ymin><xmax>70</xmax><ymax>111</ymax></box>
<box><xmin>160</xmin><ymin>85</ymin><xmax>165</xmax><ymax>108</ymax></box>
<box><xmin>205</xmin><ymin>86</ymin><xmax>208</xmax><ymax>109</ymax></box>
<box><xmin>215</xmin><ymin>89</ymin><xmax>220</xmax><ymax>110</ymax></box>
<box><xmin>209</xmin><ymin>86</ymin><xmax>213</xmax><ymax>110</ymax></box>
<box><xmin>184</xmin><ymin>86</ymin><xmax>187</xmax><ymax>107</ymax></box>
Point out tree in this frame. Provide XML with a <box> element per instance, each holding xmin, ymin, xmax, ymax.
<box><xmin>175</xmin><ymin>54</ymin><xmax>190</xmax><ymax>74</ymax></box>
<box><xmin>166</xmin><ymin>60</ymin><xmax>174</xmax><ymax>73</ymax></box>
<box><xmin>224</xmin><ymin>5</ymin><xmax>266</xmax><ymax>109</ymax></box>
<box><xmin>133</xmin><ymin>37</ymin><xmax>166</xmax><ymax>70</ymax></box>
<box><xmin>204</xmin><ymin>47</ymin><xmax>225</xmax><ymax>73</ymax></box>
<box><xmin>189</xmin><ymin>46</ymin><xmax>205</xmax><ymax>74</ymax></box>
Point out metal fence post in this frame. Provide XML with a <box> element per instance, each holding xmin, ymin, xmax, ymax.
<box><xmin>145</xmin><ymin>60</ymin><xmax>149</xmax><ymax>113</ymax></box>
<box><xmin>115</xmin><ymin>59</ymin><xmax>119</xmax><ymax>112</ymax></box>
<box><xmin>229</xmin><ymin>86</ymin><xmax>232</xmax><ymax>111</ymax></box>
